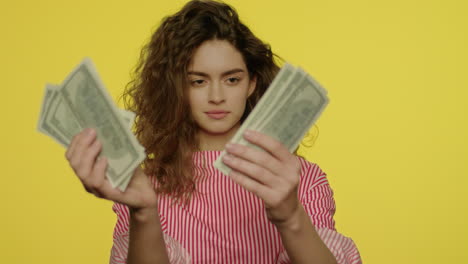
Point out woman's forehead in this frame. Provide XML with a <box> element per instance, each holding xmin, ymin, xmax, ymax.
<box><xmin>188</xmin><ymin>39</ymin><xmax>247</xmax><ymax>74</ymax></box>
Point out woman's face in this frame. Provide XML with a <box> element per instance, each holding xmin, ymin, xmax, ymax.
<box><xmin>187</xmin><ymin>39</ymin><xmax>256</xmax><ymax>138</ymax></box>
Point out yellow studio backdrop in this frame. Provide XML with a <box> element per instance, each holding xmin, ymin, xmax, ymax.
<box><xmin>1</xmin><ymin>0</ymin><xmax>466</xmax><ymax>263</ymax></box>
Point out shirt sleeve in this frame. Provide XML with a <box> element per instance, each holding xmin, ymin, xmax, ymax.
<box><xmin>109</xmin><ymin>202</ymin><xmax>130</xmax><ymax>264</ymax></box>
<box><xmin>109</xmin><ymin>202</ymin><xmax>191</xmax><ymax>264</ymax></box>
<box><xmin>276</xmin><ymin>159</ymin><xmax>362</xmax><ymax>264</ymax></box>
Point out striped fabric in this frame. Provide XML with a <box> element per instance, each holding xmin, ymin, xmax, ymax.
<box><xmin>110</xmin><ymin>151</ymin><xmax>361</xmax><ymax>263</ymax></box>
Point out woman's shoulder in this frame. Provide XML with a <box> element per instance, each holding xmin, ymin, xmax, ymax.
<box><xmin>295</xmin><ymin>156</ymin><xmax>330</xmax><ymax>192</ymax></box>
<box><xmin>296</xmin><ymin>155</ymin><xmax>327</xmax><ymax>176</ymax></box>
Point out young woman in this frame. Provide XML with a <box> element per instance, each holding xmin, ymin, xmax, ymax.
<box><xmin>65</xmin><ymin>0</ymin><xmax>361</xmax><ymax>263</ymax></box>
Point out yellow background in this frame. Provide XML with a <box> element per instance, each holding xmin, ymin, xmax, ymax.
<box><xmin>1</xmin><ymin>0</ymin><xmax>467</xmax><ymax>263</ymax></box>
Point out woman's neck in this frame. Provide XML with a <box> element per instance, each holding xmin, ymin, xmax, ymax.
<box><xmin>197</xmin><ymin>124</ymin><xmax>240</xmax><ymax>151</ymax></box>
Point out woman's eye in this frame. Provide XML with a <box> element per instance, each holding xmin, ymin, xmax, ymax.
<box><xmin>191</xmin><ymin>79</ymin><xmax>205</xmax><ymax>86</ymax></box>
<box><xmin>226</xmin><ymin>77</ymin><xmax>240</xmax><ymax>84</ymax></box>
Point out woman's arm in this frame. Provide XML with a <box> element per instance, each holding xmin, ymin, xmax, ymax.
<box><xmin>127</xmin><ymin>207</ymin><xmax>170</xmax><ymax>264</ymax></box>
<box><xmin>276</xmin><ymin>162</ymin><xmax>362</xmax><ymax>264</ymax></box>
<box><xmin>222</xmin><ymin>130</ymin><xmax>337</xmax><ymax>263</ymax></box>
<box><xmin>275</xmin><ymin>205</ymin><xmax>337</xmax><ymax>264</ymax></box>
<box><xmin>64</xmin><ymin>128</ymin><xmax>170</xmax><ymax>263</ymax></box>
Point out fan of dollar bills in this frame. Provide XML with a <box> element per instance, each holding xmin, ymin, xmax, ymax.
<box><xmin>37</xmin><ymin>58</ymin><xmax>145</xmax><ymax>191</ymax></box>
<box><xmin>214</xmin><ymin>63</ymin><xmax>330</xmax><ymax>175</ymax></box>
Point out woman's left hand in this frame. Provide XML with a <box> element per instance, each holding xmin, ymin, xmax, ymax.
<box><xmin>222</xmin><ymin>129</ymin><xmax>302</xmax><ymax>227</ymax></box>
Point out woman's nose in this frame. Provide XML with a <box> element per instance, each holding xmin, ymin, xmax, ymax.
<box><xmin>208</xmin><ymin>82</ymin><xmax>225</xmax><ymax>104</ymax></box>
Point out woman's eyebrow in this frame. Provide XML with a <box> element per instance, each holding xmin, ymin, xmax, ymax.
<box><xmin>187</xmin><ymin>68</ymin><xmax>245</xmax><ymax>77</ymax></box>
<box><xmin>221</xmin><ymin>68</ymin><xmax>244</xmax><ymax>76</ymax></box>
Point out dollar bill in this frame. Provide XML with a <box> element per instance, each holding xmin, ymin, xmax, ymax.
<box><xmin>39</xmin><ymin>83</ymin><xmax>135</xmax><ymax>143</ymax></box>
<box><xmin>120</xmin><ymin>109</ymin><xmax>136</xmax><ymax>131</ymax></box>
<box><xmin>43</xmin><ymin>85</ymin><xmax>82</xmax><ymax>146</ymax></box>
<box><xmin>37</xmin><ymin>84</ymin><xmax>69</xmax><ymax>147</ymax></box>
<box><xmin>218</xmin><ymin>64</ymin><xmax>296</xmax><ymax>155</ymax></box>
<box><xmin>37</xmin><ymin>58</ymin><xmax>145</xmax><ymax>191</ymax></box>
<box><xmin>214</xmin><ymin>63</ymin><xmax>329</xmax><ymax>175</ymax></box>
<box><xmin>258</xmin><ymin>68</ymin><xmax>329</xmax><ymax>152</ymax></box>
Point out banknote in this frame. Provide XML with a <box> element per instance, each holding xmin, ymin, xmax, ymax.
<box><xmin>219</xmin><ymin>64</ymin><xmax>296</xmax><ymax>155</ymax></box>
<box><xmin>37</xmin><ymin>58</ymin><xmax>145</xmax><ymax>191</ymax></box>
<box><xmin>39</xmin><ymin>83</ymin><xmax>135</xmax><ymax>143</ymax></box>
<box><xmin>43</xmin><ymin>85</ymin><xmax>82</xmax><ymax>146</ymax></box>
<box><xmin>38</xmin><ymin>84</ymin><xmax>69</xmax><ymax>147</ymax></box>
<box><xmin>120</xmin><ymin>109</ymin><xmax>136</xmax><ymax>131</ymax></box>
<box><xmin>214</xmin><ymin>63</ymin><xmax>329</xmax><ymax>176</ymax></box>
<box><xmin>258</xmin><ymin>68</ymin><xmax>329</xmax><ymax>152</ymax></box>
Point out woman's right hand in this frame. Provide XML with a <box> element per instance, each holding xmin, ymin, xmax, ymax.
<box><xmin>65</xmin><ymin>128</ymin><xmax>157</xmax><ymax>211</ymax></box>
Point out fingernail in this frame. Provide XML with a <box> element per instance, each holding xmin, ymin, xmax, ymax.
<box><xmin>244</xmin><ymin>130</ymin><xmax>253</xmax><ymax>137</ymax></box>
<box><xmin>88</xmin><ymin>128</ymin><xmax>95</xmax><ymax>135</ymax></box>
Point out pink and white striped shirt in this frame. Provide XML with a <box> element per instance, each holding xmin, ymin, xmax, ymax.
<box><xmin>110</xmin><ymin>150</ymin><xmax>361</xmax><ymax>263</ymax></box>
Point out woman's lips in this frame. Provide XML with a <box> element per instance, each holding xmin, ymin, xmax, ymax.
<box><xmin>205</xmin><ymin>111</ymin><xmax>229</xmax><ymax>119</ymax></box>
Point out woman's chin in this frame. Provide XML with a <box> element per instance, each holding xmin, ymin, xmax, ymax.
<box><xmin>198</xmin><ymin>124</ymin><xmax>240</xmax><ymax>137</ymax></box>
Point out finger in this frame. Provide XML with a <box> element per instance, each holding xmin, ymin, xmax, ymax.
<box><xmin>69</xmin><ymin>128</ymin><xmax>97</xmax><ymax>171</ymax></box>
<box><xmin>243</xmin><ymin>130</ymin><xmax>291</xmax><ymax>162</ymax></box>
<box><xmin>87</xmin><ymin>179</ymin><xmax>120</xmax><ymax>200</ymax></box>
<box><xmin>229</xmin><ymin>169</ymin><xmax>272</xmax><ymax>200</ymax></box>
<box><xmin>222</xmin><ymin>154</ymin><xmax>277</xmax><ymax>187</ymax></box>
<box><xmin>84</xmin><ymin>185</ymin><xmax>93</xmax><ymax>194</ymax></box>
<box><xmin>83</xmin><ymin>185</ymin><xmax>103</xmax><ymax>198</ymax></box>
<box><xmin>75</xmin><ymin>139</ymin><xmax>102</xmax><ymax>180</ymax></box>
<box><xmin>66</xmin><ymin>128</ymin><xmax>93</xmax><ymax>160</ymax></box>
<box><xmin>83</xmin><ymin>156</ymin><xmax>110</xmax><ymax>197</ymax></box>
<box><xmin>66</xmin><ymin>133</ymin><xmax>80</xmax><ymax>160</ymax></box>
<box><xmin>92</xmin><ymin>158</ymin><xmax>128</xmax><ymax>201</ymax></box>
<box><xmin>225</xmin><ymin>142</ymin><xmax>282</xmax><ymax>176</ymax></box>
<box><xmin>92</xmin><ymin>157</ymin><xmax>123</xmax><ymax>196</ymax></box>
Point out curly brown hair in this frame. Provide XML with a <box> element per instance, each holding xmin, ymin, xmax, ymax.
<box><xmin>121</xmin><ymin>0</ymin><xmax>281</xmax><ymax>202</ymax></box>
